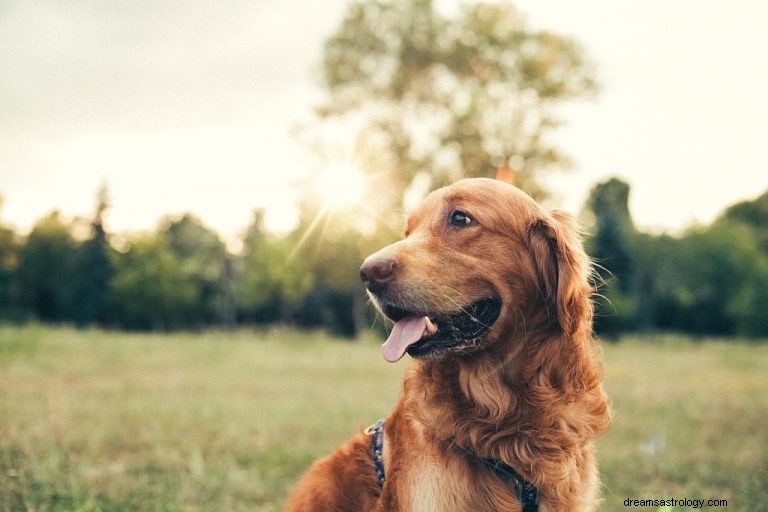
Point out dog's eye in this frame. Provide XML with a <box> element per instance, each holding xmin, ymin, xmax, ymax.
<box><xmin>449</xmin><ymin>210</ymin><xmax>473</xmax><ymax>227</ymax></box>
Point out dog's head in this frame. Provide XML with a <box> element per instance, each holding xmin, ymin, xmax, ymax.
<box><xmin>361</xmin><ymin>178</ymin><xmax>593</xmax><ymax>362</ymax></box>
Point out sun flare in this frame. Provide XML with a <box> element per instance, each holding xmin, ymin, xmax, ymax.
<box><xmin>314</xmin><ymin>161</ymin><xmax>367</xmax><ymax>210</ymax></box>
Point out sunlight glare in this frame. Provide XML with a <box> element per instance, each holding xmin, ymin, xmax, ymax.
<box><xmin>314</xmin><ymin>161</ymin><xmax>367</xmax><ymax>210</ymax></box>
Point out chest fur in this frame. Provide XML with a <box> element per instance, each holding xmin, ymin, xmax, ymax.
<box><xmin>395</xmin><ymin>455</ymin><xmax>531</xmax><ymax>512</ymax></box>
<box><xmin>400</xmin><ymin>456</ymin><xmax>468</xmax><ymax>512</ymax></box>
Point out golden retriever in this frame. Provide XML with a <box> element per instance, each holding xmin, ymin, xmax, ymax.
<box><xmin>285</xmin><ymin>178</ymin><xmax>611</xmax><ymax>511</ymax></box>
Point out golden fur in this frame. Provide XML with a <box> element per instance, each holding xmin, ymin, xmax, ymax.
<box><xmin>285</xmin><ymin>178</ymin><xmax>611</xmax><ymax>511</ymax></box>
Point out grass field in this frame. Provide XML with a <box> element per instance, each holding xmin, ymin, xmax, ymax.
<box><xmin>0</xmin><ymin>326</ymin><xmax>766</xmax><ymax>511</ymax></box>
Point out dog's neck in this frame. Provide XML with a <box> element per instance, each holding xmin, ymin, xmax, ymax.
<box><xmin>401</xmin><ymin>326</ymin><xmax>609</xmax><ymax>483</ymax></box>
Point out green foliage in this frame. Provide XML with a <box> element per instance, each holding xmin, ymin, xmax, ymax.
<box><xmin>723</xmin><ymin>190</ymin><xmax>768</xmax><ymax>252</ymax></box>
<box><xmin>0</xmin><ymin>198</ymin><xmax>20</xmax><ymax>319</ymax></box>
<box><xmin>649</xmin><ymin>221</ymin><xmax>768</xmax><ymax>337</ymax></box>
<box><xmin>1</xmin><ymin>178</ymin><xmax>767</xmax><ymax>338</ymax></box>
<box><xmin>586</xmin><ymin>178</ymin><xmax>639</xmax><ymax>335</ymax></box>
<box><xmin>111</xmin><ymin>214</ymin><xmax>232</xmax><ymax>330</ymax></box>
<box><xmin>668</xmin><ymin>222</ymin><xmax>764</xmax><ymax>335</ymax></box>
<box><xmin>69</xmin><ymin>185</ymin><xmax>115</xmax><ymax>327</ymax></box>
<box><xmin>111</xmin><ymin>234</ymin><xmax>200</xmax><ymax>330</ymax></box>
<box><xmin>586</xmin><ymin>178</ymin><xmax>635</xmax><ymax>280</ymax></box>
<box><xmin>235</xmin><ymin>212</ymin><xmax>312</xmax><ymax>323</ymax></box>
<box><xmin>631</xmin><ymin>232</ymin><xmax>680</xmax><ymax>330</ymax></box>
<box><xmin>317</xmin><ymin>0</ymin><xmax>596</xmax><ymax>202</ymax></box>
<box><xmin>0</xmin><ymin>0</ymin><xmax>766</xmax><ymax>338</ymax></box>
<box><xmin>721</xmin><ymin>192</ymin><xmax>768</xmax><ymax>336</ymax></box>
<box><xmin>586</xmin><ymin>178</ymin><xmax>768</xmax><ymax>338</ymax></box>
<box><xmin>161</xmin><ymin>214</ymin><xmax>231</xmax><ymax>325</ymax></box>
<box><xmin>15</xmin><ymin>212</ymin><xmax>79</xmax><ymax>322</ymax></box>
<box><xmin>295</xmin><ymin>226</ymin><xmax>371</xmax><ymax>337</ymax></box>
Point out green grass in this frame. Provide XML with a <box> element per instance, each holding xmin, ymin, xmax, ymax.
<box><xmin>0</xmin><ymin>326</ymin><xmax>766</xmax><ymax>511</ymax></box>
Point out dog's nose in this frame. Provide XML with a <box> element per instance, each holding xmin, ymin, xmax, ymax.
<box><xmin>360</xmin><ymin>256</ymin><xmax>396</xmax><ymax>292</ymax></box>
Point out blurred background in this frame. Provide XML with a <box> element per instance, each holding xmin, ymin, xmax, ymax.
<box><xmin>1</xmin><ymin>0</ymin><xmax>768</xmax><ymax>337</ymax></box>
<box><xmin>1</xmin><ymin>1</ymin><xmax>767</xmax><ymax>511</ymax></box>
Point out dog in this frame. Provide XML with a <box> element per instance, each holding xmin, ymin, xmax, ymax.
<box><xmin>284</xmin><ymin>178</ymin><xmax>611</xmax><ymax>511</ymax></box>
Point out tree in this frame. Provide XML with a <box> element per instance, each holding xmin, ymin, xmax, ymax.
<box><xmin>294</xmin><ymin>0</ymin><xmax>596</xmax><ymax>336</ymax></box>
<box><xmin>295</xmin><ymin>225</ymin><xmax>370</xmax><ymax>337</ymax></box>
<box><xmin>16</xmin><ymin>212</ymin><xmax>79</xmax><ymax>322</ymax></box>
<box><xmin>666</xmin><ymin>222</ymin><xmax>765</xmax><ymax>336</ymax></box>
<box><xmin>584</xmin><ymin>178</ymin><xmax>638</xmax><ymax>335</ymax></box>
<box><xmin>727</xmin><ymin>256</ymin><xmax>768</xmax><ymax>337</ymax></box>
<box><xmin>315</xmin><ymin>0</ymin><xmax>596</xmax><ymax>207</ymax></box>
<box><xmin>722</xmin><ymin>189</ymin><xmax>768</xmax><ymax>252</ymax></box>
<box><xmin>586</xmin><ymin>179</ymin><xmax>635</xmax><ymax>282</ymax></box>
<box><xmin>235</xmin><ymin>211</ymin><xmax>312</xmax><ymax>324</ymax></box>
<box><xmin>69</xmin><ymin>185</ymin><xmax>115</xmax><ymax>326</ymax></box>
<box><xmin>286</xmin><ymin>186</ymin><xmax>395</xmax><ymax>336</ymax></box>
<box><xmin>111</xmin><ymin>214</ymin><xmax>229</xmax><ymax>330</ymax></box>
<box><xmin>111</xmin><ymin>234</ymin><xmax>198</xmax><ymax>330</ymax></box>
<box><xmin>717</xmin><ymin>190</ymin><xmax>768</xmax><ymax>336</ymax></box>
<box><xmin>160</xmin><ymin>214</ymin><xmax>230</xmax><ymax>326</ymax></box>
<box><xmin>631</xmin><ymin>232</ymin><xmax>681</xmax><ymax>331</ymax></box>
<box><xmin>0</xmin><ymin>196</ymin><xmax>20</xmax><ymax>319</ymax></box>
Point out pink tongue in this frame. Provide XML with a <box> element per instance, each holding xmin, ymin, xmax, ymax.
<box><xmin>382</xmin><ymin>315</ymin><xmax>428</xmax><ymax>363</ymax></box>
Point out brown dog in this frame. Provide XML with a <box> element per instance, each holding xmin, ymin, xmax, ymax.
<box><xmin>285</xmin><ymin>178</ymin><xmax>611</xmax><ymax>511</ymax></box>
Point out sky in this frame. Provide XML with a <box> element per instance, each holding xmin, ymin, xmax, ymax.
<box><xmin>1</xmin><ymin>0</ymin><xmax>767</xmax><ymax>242</ymax></box>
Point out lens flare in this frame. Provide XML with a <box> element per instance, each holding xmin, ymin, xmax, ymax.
<box><xmin>314</xmin><ymin>162</ymin><xmax>367</xmax><ymax>210</ymax></box>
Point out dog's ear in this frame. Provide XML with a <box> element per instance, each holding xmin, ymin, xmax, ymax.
<box><xmin>528</xmin><ymin>210</ymin><xmax>593</xmax><ymax>336</ymax></box>
<box><xmin>527</xmin><ymin>211</ymin><xmax>600</xmax><ymax>402</ymax></box>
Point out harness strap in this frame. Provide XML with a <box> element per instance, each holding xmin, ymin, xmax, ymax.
<box><xmin>365</xmin><ymin>419</ymin><xmax>386</xmax><ymax>486</ymax></box>
<box><xmin>477</xmin><ymin>456</ymin><xmax>539</xmax><ymax>512</ymax></box>
<box><xmin>366</xmin><ymin>420</ymin><xmax>538</xmax><ymax>512</ymax></box>
<box><xmin>453</xmin><ymin>440</ymin><xmax>539</xmax><ymax>512</ymax></box>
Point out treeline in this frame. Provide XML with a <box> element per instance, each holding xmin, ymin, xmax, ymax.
<box><xmin>588</xmin><ymin>178</ymin><xmax>768</xmax><ymax>338</ymax></box>
<box><xmin>0</xmin><ymin>189</ymin><xmax>368</xmax><ymax>336</ymax></box>
<box><xmin>1</xmin><ymin>179</ymin><xmax>767</xmax><ymax>339</ymax></box>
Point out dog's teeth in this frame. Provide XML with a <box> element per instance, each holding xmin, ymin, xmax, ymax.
<box><xmin>424</xmin><ymin>317</ymin><xmax>437</xmax><ymax>336</ymax></box>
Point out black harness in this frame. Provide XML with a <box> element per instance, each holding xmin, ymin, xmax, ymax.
<box><xmin>366</xmin><ymin>420</ymin><xmax>539</xmax><ymax>512</ymax></box>
<box><xmin>453</xmin><ymin>439</ymin><xmax>540</xmax><ymax>512</ymax></box>
<box><xmin>366</xmin><ymin>419</ymin><xmax>386</xmax><ymax>486</ymax></box>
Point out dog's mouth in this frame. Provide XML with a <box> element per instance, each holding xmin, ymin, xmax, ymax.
<box><xmin>379</xmin><ymin>297</ymin><xmax>502</xmax><ymax>362</ymax></box>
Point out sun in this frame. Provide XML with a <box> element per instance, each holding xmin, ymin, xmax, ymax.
<box><xmin>314</xmin><ymin>161</ymin><xmax>367</xmax><ymax>210</ymax></box>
